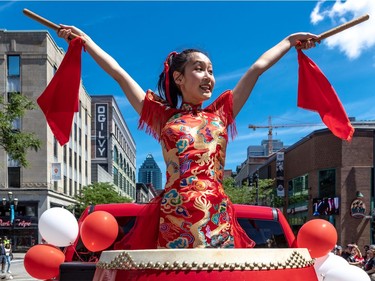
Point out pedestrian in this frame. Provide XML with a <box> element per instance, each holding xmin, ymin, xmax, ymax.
<box><xmin>342</xmin><ymin>244</ymin><xmax>353</xmax><ymax>261</ymax></box>
<box><xmin>348</xmin><ymin>244</ymin><xmax>364</xmax><ymax>267</ymax></box>
<box><xmin>364</xmin><ymin>249</ymin><xmax>375</xmax><ymax>280</ymax></box>
<box><xmin>0</xmin><ymin>240</ymin><xmax>5</xmax><ymax>274</ymax></box>
<box><xmin>4</xmin><ymin>243</ymin><xmax>11</xmax><ymax>274</ymax></box>
<box><xmin>334</xmin><ymin>245</ymin><xmax>343</xmax><ymax>256</ymax></box>
<box><xmin>365</xmin><ymin>245</ymin><xmax>370</xmax><ymax>260</ymax></box>
<box><xmin>58</xmin><ymin>25</ymin><xmax>317</xmax><ymax>249</ymax></box>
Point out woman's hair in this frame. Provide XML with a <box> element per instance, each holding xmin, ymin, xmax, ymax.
<box><xmin>157</xmin><ymin>49</ymin><xmax>206</xmax><ymax>108</ymax></box>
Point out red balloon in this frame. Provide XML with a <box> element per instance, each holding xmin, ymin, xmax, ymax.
<box><xmin>297</xmin><ymin>219</ymin><xmax>337</xmax><ymax>258</ymax></box>
<box><xmin>81</xmin><ymin>210</ymin><xmax>118</xmax><ymax>252</ymax></box>
<box><xmin>24</xmin><ymin>244</ymin><xmax>65</xmax><ymax>280</ymax></box>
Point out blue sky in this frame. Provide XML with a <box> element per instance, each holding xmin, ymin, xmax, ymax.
<box><xmin>1</xmin><ymin>1</ymin><xmax>375</xmax><ymax>184</ymax></box>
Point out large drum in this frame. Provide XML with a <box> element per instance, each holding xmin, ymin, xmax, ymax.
<box><xmin>93</xmin><ymin>248</ymin><xmax>318</xmax><ymax>281</ymax></box>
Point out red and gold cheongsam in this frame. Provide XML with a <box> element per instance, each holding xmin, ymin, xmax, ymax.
<box><xmin>114</xmin><ymin>90</ymin><xmax>255</xmax><ymax>250</ymax></box>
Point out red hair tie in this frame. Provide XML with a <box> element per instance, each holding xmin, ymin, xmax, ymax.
<box><xmin>164</xmin><ymin>51</ymin><xmax>177</xmax><ymax>105</ymax></box>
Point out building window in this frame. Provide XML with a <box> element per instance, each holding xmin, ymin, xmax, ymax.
<box><xmin>7</xmin><ymin>55</ymin><xmax>20</xmax><ymax>76</ymax></box>
<box><xmin>69</xmin><ymin>178</ymin><xmax>72</xmax><ymax>196</ymax></box>
<box><xmin>319</xmin><ymin>169</ymin><xmax>336</xmax><ymax>198</ymax></box>
<box><xmin>289</xmin><ymin>174</ymin><xmax>309</xmax><ymax>196</ymax></box>
<box><xmin>53</xmin><ymin>138</ymin><xmax>58</xmax><ymax>158</ymax></box>
<box><xmin>113</xmin><ymin>167</ymin><xmax>118</xmax><ymax>186</ymax></box>
<box><xmin>69</xmin><ymin>148</ymin><xmax>72</xmax><ymax>167</ymax></box>
<box><xmin>8</xmin><ymin>167</ymin><xmax>20</xmax><ymax>188</ymax></box>
<box><xmin>7</xmin><ymin>55</ymin><xmax>20</xmax><ymax>93</ymax></box>
<box><xmin>74</xmin><ymin>123</ymin><xmax>77</xmax><ymax>142</ymax></box>
<box><xmin>113</xmin><ymin>146</ymin><xmax>118</xmax><ymax>164</ymax></box>
<box><xmin>8</xmin><ymin>155</ymin><xmax>20</xmax><ymax>188</ymax></box>
<box><xmin>74</xmin><ymin>152</ymin><xmax>77</xmax><ymax>171</ymax></box>
<box><xmin>79</xmin><ymin>156</ymin><xmax>82</xmax><ymax>173</ymax></box>
<box><xmin>63</xmin><ymin>146</ymin><xmax>67</xmax><ymax>163</ymax></box>
<box><xmin>63</xmin><ymin>176</ymin><xmax>67</xmax><ymax>194</ymax></box>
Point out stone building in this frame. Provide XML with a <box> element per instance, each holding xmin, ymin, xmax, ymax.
<box><xmin>0</xmin><ymin>30</ymin><xmax>91</xmax><ymax>250</ymax></box>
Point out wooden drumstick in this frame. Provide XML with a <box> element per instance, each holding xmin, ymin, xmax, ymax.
<box><xmin>23</xmin><ymin>8</ymin><xmax>80</xmax><ymax>38</ymax></box>
<box><xmin>316</xmin><ymin>14</ymin><xmax>370</xmax><ymax>41</ymax></box>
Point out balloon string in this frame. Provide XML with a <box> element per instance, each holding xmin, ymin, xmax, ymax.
<box><xmin>72</xmin><ymin>245</ymin><xmax>87</xmax><ymax>262</ymax></box>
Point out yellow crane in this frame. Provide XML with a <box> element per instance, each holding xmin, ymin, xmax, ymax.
<box><xmin>248</xmin><ymin>116</ymin><xmax>323</xmax><ymax>155</ymax></box>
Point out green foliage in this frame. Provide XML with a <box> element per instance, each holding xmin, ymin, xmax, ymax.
<box><xmin>223</xmin><ymin>177</ymin><xmax>252</xmax><ymax>204</ymax></box>
<box><xmin>70</xmin><ymin>182</ymin><xmax>132</xmax><ymax>216</ymax></box>
<box><xmin>0</xmin><ymin>93</ymin><xmax>41</xmax><ymax>167</ymax></box>
<box><xmin>223</xmin><ymin>177</ymin><xmax>276</xmax><ymax>205</ymax></box>
<box><xmin>288</xmin><ymin>193</ymin><xmax>309</xmax><ymax>205</ymax></box>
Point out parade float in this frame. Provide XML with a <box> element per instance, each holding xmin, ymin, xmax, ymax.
<box><xmin>20</xmin><ymin>9</ymin><xmax>371</xmax><ymax>281</ymax></box>
<box><xmin>23</xmin><ymin>205</ymin><xmax>370</xmax><ymax>281</ymax></box>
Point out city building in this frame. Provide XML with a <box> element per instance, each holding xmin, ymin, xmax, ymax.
<box><xmin>135</xmin><ymin>183</ymin><xmax>157</xmax><ymax>203</ymax></box>
<box><xmin>247</xmin><ymin>139</ymin><xmax>286</xmax><ymax>157</ymax></box>
<box><xmin>138</xmin><ymin>154</ymin><xmax>162</xmax><ymax>190</ymax></box>
<box><xmin>0</xmin><ymin>30</ymin><xmax>91</xmax><ymax>251</ymax></box>
<box><xmin>91</xmin><ymin>95</ymin><xmax>136</xmax><ymax>200</ymax></box>
<box><xmin>255</xmin><ymin>121</ymin><xmax>375</xmax><ymax>248</ymax></box>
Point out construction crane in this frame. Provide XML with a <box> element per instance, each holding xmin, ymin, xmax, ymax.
<box><xmin>248</xmin><ymin>116</ymin><xmax>323</xmax><ymax>156</ymax></box>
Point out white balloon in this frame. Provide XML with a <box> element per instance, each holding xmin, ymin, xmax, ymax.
<box><xmin>39</xmin><ymin>207</ymin><xmax>79</xmax><ymax>247</ymax></box>
<box><xmin>324</xmin><ymin>264</ymin><xmax>370</xmax><ymax>281</ymax></box>
<box><xmin>314</xmin><ymin>253</ymin><xmax>348</xmax><ymax>281</ymax></box>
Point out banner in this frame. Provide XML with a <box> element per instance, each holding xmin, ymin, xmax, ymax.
<box><xmin>276</xmin><ymin>152</ymin><xmax>285</xmax><ymax>197</ymax></box>
<box><xmin>51</xmin><ymin>162</ymin><xmax>61</xmax><ymax>181</ymax></box>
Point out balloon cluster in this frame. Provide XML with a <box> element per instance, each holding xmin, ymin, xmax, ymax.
<box><xmin>24</xmin><ymin>208</ymin><xmax>118</xmax><ymax>280</ymax></box>
<box><xmin>297</xmin><ymin>219</ymin><xmax>370</xmax><ymax>281</ymax></box>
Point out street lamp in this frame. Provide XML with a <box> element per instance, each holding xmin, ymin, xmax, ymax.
<box><xmin>2</xmin><ymin>191</ymin><xmax>18</xmax><ymax>240</ymax></box>
<box><xmin>2</xmin><ymin>192</ymin><xmax>18</xmax><ymax>224</ymax></box>
<box><xmin>253</xmin><ymin>170</ymin><xmax>259</xmax><ymax>205</ymax></box>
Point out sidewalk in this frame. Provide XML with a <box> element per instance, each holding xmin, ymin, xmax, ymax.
<box><xmin>12</xmin><ymin>252</ymin><xmax>25</xmax><ymax>260</ymax></box>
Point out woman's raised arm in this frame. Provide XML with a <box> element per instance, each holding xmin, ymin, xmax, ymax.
<box><xmin>58</xmin><ymin>25</ymin><xmax>146</xmax><ymax>115</ymax></box>
<box><xmin>232</xmin><ymin>32</ymin><xmax>318</xmax><ymax>117</ymax></box>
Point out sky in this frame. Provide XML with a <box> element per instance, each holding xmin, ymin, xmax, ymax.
<box><xmin>1</xmin><ymin>0</ymin><xmax>375</xmax><ymax>185</ymax></box>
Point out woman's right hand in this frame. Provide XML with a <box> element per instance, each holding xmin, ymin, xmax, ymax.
<box><xmin>57</xmin><ymin>25</ymin><xmax>86</xmax><ymax>43</ymax></box>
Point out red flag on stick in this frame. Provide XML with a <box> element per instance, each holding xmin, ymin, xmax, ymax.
<box><xmin>297</xmin><ymin>49</ymin><xmax>354</xmax><ymax>141</ymax></box>
<box><xmin>37</xmin><ymin>37</ymin><xmax>84</xmax><ymax>145</ymax></box>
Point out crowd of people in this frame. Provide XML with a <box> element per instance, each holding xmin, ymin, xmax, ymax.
<box><xmin>333</xmin><ymin>243</ymin><xmax>375</xmax><ymax>280</ymax></box>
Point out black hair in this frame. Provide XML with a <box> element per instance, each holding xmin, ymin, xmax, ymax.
<box><xmin>157</xmin><ymin>49</ymin><xmax>207</xmax><ymax>108</ymax></box>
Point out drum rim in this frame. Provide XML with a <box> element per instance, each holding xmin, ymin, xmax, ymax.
<box><xmin>97</xmin><ymin>248</ymin><xmax>315</xmax><ymax>271</ymax></box>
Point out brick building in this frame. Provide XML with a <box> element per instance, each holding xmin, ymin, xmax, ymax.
<box><xmin>256</xmin><ymin>123</ymin><xmax>375</xmax><ymax>248</ymax></box>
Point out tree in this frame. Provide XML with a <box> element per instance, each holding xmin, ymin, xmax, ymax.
<box><xmin>223</xmin><ymin>177</ymin><xmax>252</xmax><ymax>204</ymax></box>
<box><xmin>0</xmin><ymin>93</ymin><xmax>41</xmax><ymax>167</ymax></box>
<box><xmin>70</xmin><ymin>182</ymin><xmax>133</xmax><ymax>216</ymax></box>
<box><xmin>223</xmin><ymin>176</ymin><xmax>276</xmax><ymax>205</ymax></box>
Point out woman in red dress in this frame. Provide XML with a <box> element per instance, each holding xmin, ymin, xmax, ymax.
<box><xmin>58</xmin><ymin>26</ymin><xmax>317</xmax><ymax>250</ymax></box>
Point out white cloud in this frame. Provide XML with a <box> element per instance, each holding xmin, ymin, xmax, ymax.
<box><xmin>0</xmin><ymin>1</ymin><xmax>16</xmax><ymax>13</ymax></box>
<box><xmin>311</xmin><ymin>0</ymin><xmax>375</xmax><ymax>59</ymax></box>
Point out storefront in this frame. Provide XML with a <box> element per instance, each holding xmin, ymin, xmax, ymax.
<box><xmin>0</xmin><ymin>201</ymin><xmax>39</xmax><ymax>252</ymax></box>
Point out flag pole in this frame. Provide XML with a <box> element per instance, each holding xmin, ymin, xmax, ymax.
<box><xmin>23</xmin><ymin>9</ymin><xmax>80</xmax><ymax>38</ymax></box>
<box><xmin>316</xmin><ymin>14</ymin><xmax>369</xmax><ymax>41</ymax></box>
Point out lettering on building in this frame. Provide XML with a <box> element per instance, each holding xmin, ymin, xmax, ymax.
<box><xmin>95</xmin><ymin>104</ymin><xmax>108</xmax><ymax>158</ymax></box>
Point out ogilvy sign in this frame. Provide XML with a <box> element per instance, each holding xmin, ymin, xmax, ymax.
<box><xmin>95</xmin><ymin>104</ymin><xmax>108</xmax><ymax>158</ymax></box>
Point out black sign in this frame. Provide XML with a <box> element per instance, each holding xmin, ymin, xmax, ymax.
<box><xmin>95</xmin><ymin>104</ymin><xmax>108</xmax><ymax>158</ymax></box>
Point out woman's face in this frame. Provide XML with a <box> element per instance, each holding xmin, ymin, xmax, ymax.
<box><xmin>174</xmin><ymin>52</ymin><xmax>215</xmax><ymax>105</ymax></box>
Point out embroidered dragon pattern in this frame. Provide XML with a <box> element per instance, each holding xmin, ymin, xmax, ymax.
<box><xmin>158</xmin><ymin>96</ymin><xmax>235</xmax><ymax>248</ymax></box>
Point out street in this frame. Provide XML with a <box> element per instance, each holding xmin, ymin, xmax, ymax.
<box><xmin>2</xmin><ymin>253</ymin><xmax>38</xmax><ymax>281</ymax></box>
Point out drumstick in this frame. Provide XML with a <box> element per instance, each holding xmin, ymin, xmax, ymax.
<box><xmin>316</xmin><ymin>14</ymin><xmax>370</xmax><ymax>41</ymax></box>
<box><xmin>23</xmin><ymin>8</ymin><xmax>80</xmax><ymax>38</ymax></box>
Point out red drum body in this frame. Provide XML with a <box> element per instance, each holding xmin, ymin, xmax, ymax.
<box><xmin>93</xmin><ymin>249</ymin><xmax>318</xmax><ymax>281</ymax></box>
